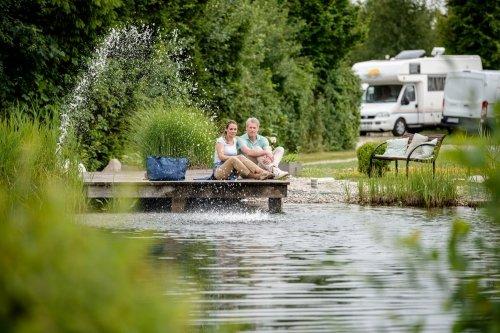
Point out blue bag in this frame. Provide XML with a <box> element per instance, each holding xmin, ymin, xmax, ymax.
<box><xmin>146</xmin><ymin>156</ymin><xmax>188</xmax><ymax>181</ymax></box>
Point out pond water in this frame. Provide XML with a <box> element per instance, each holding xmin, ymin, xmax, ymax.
<box><xmin>83</xmin><ymin>204</ymin><xmax>497</xmax><ymax>332</ymax></box>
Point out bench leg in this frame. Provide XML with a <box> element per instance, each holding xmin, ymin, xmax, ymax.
<box><xmin>171</xmin><ymin>198</ymin><xmax>186</xmax><ymax>213</ymax></box>
<box><xmin>268</xmin><ymin>198</ymin><xmax>282</xmax><ymax>214</ymax></box>
<box><xmin>406</xmin><ymin>160</ymin><xmax>410</xmax><ymax>178</ymax></box>
<box><xmin>432</xmin><ymin>161</ymin><xmax>436</xmax><ymax>178</ymax></box>
<box><xmin>395</xmin><ymin>160</ymin><xmax>398</xmax><ymax>175</ymax></box>
<box><xmin>368</xmin><ymin>158</ymin><xmax>373</xmax><ymax>178</ymax></box>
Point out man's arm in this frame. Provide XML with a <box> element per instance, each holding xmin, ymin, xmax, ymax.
<box><xmin>239</xmin><ymin>144</ymin><xmax>269</xmax><ymax>157</ymax></box>
<box><xmin>237</xmin><ymin>138</ymin><xmax>273</xmax><ymax>159</ymax></box>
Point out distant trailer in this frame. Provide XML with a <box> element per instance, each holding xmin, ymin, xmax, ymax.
<box><xmin>83</xmin><ymin>170</ymin><xmax>289</xmax><ymax>213</ymax></box>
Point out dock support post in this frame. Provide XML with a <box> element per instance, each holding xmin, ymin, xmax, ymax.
<box><xmin>268</xmin><ymin>198</ymin><xmax>282</xmax><ymax>214</ymax></box>
<box><xmin>171</xmin><ymin>198</ymin><xmax>187</xmax><ymax>213</ymax></box>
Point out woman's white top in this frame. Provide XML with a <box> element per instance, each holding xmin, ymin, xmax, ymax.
<box><xmin>213</xmin><ymin>136</ymin><xmax>238</xmax><ymax>166</ymax></box>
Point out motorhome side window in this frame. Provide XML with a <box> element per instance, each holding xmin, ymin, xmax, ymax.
<box><xmin>428</xmin><ymin>75</ymin><xmax>446</xmax><ymax>91</ymax></box>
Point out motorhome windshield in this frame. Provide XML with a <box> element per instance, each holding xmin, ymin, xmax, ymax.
<box><xmin>365</xmin><ymin>85</ymin><xmax>402</xmax><ymax>103</ymax></box>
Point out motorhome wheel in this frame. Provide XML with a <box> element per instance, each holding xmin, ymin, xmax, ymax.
<box><xmin>392</xmin><ymin>118</ymin><xmax>406</xmax><ymax>136</ymax></box>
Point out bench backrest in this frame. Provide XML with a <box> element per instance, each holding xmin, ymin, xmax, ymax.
<box><xmin>403</xmin><ymin>133</ymin><xmax>446</xmax><ymax>157</ymax></box>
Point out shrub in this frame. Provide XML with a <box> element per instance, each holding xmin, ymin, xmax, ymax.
<box><xmin>130</xmin><ymin>102</ymin><xmax>216</xmax><ymax>168</ymax></box>
<box><xmin>356</xmin><ymin>142</ymin><xmax>389</xmax><ymax>176</ymax></box>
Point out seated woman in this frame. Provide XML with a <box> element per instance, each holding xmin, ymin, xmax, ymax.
<box><xmin>214</xmin><ymin>120</ymin><xmax>273</xmax><ymax>180</ymax></box>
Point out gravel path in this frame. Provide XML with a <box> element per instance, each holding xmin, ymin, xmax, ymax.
<box><xmin>284</xmin><ymin>176</ymin><xmax>357</xmax><ymax>204</ymax></box>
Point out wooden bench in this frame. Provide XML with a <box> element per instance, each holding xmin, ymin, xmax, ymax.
<box><xmin>368</xmin><ymin>133</ymin><xmax>446</xmax><ymax>178</ymax></box>
<box><xmin>83</xmin><ymin>170</ymin><xmax>289</xmax><ymax>213</ymax></box>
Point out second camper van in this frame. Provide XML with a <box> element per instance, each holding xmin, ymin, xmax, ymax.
<box><xmin>352</xmin><ymin>49</ymin><xmax>482</xmax><ymax>136</ymax></box>
<box><xmin>442</xmin><ymin>70</ymin><xmax>500</xmax><ymax>132</ymax></box>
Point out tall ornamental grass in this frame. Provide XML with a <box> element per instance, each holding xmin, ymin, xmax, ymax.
<box><xmin>0</xmin><ymin>114</ymin><xmax>59</xmax><ymax>187</ymax></box>
<box><xmin>0</xmin><ymin>113</ymin><xmax>85</xmax><ymax>210</ymax></box>
<box><xmin>0</xmin><ymin>166</ymin><xmax>190</xmax><ymax>332</ymax></box>
<box><xmin>131</xmin><ymin>102</ymin><xmax>216</xmax><ymax>168</ymax></box>
<box><xmin>357</xmin><ymin>168</ymin><xmax>458</xmax><ymax>208</ymax></box>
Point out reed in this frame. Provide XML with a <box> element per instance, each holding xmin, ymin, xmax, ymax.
<box><xmin>357</xmin><ymin>168</ymin><xmax>458</xmax><ymax>208</ymax></box>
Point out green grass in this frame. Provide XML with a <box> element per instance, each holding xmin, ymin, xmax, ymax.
<box><xmin>442</xmin><ymin>132</ymin><xmax>493</xmax><ymax>146</ymax></box>
<box><xmin>297</xmin><ymin>136</ymin><xmax>484</xmax><ymax>179</ymax></box>
<box><xmin>298</xmin><ymin>150</ymin><xmax>357</xmax><ymax>163</ymax></box>
<box><xmin>298</xmin><ymin>160</ymin><xmax>359</xmax><ymax>179</ymax></box>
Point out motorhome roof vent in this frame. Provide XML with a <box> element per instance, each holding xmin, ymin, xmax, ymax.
<box><xmin>431</xmin><ymin>47</ymin><xmax>445</xmax><ymax>56</ymax></box>
<box><xmin>395</xmin><ymin>50</ymin><xmax>426</xmax><ymax>60</ymax></box>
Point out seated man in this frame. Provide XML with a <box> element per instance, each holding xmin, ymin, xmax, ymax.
<box><xmin>237</xmin><ymin>117</ymin><xmax>289</xmax><ymax>179</ymax></box>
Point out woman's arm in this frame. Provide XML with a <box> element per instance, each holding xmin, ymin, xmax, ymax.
<box><xmin>216</xmin><ymin>142</ymin><xmax>231</xmax><ymax>161</ymax></box>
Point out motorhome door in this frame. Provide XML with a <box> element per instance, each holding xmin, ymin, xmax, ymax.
<box><xmin>400</xmin><ymin>84</ymin><xmax>419</xmax><ymax>125</ymax></box>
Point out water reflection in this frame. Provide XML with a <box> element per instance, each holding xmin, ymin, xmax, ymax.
<box><xmin>83</xmin><ymin>204</ymin><xmax>494</xmax><ymax>332</ymax></box>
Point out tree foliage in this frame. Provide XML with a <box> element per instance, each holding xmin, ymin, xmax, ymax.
<box><xmin>350</xmin><ymin>0</ymin><xmax>437</xmax><ymax>61</ymax></box>
<box><xmin>439</xmin><ymin>0</ymin><xmax>500</xmax><ymax>69</ymax></box>
<box><xmin>0</xmin><ymin>0</ymin><xmax>123</xmax><ymax>114</ymax></box>
<box><xmin>1</xmin><ymin>0</ymin><xmax>366</xmax><ymax>162</ymax></box>
<box><xmin>285</xmin><ymin>0</ymin><xmax>365</xmax><ymax>150</ymax></box>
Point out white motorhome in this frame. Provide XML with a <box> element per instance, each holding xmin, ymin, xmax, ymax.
<box><xmin>352</xmin><ymin>49</ymin><xmax>482</xmax><ymax>136</ymax></box>
<box><xmin>442</xmin><ymin>70</ymin><xmax>500</xmax><ymax>132</ymax></box>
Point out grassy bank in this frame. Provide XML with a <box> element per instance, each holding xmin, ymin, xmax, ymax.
<box><xmin>356</xmin><ymin>169</ymin><xmax>458</xmax><ymax>208</ymax></box>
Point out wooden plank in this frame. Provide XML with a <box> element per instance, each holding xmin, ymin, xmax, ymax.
<box><xmin>86</xmin><ymin>182</ymin><xmax>288</xmax><ymax>199</ymax></box>
<box><xmin>83</xmin><ymin>171</ymin><xmax>289</xmax><ymax>213</ymax></box>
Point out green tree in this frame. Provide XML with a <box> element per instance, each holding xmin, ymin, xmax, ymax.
<box><xmin>439</xmin><ymin>0</ymin><xmax>500</xmax><ymax>69</ymax></box>
<box><xmin>285</xmin><ymin>0</ymin><xmax>365</xmax><ymax>151</ymax></box>
<box><xmin>350</xmin><ymin>0</ymin><xmax>437</xmax><ymax>61</ymax></box>
<box><xmin>194</xmin><ymin>0</ymin><xmax>316</xmax><ymax>152</ymax></box>
<box><xmin>0</xmin><ymin>0</ymin><xmax>124</xmax><ymax>114</ymax></box>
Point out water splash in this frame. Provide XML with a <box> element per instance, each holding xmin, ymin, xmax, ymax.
<box><xmin>56</xmin><ymin>25</ymin><xmax>155</xmax><ymax>156</ymax></box>
<box><xmin>56</xmin><ymin>24</ymin><xmax>217</xmax><ymax>171</ymax></box>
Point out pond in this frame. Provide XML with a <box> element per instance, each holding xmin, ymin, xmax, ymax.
<box><xmin>83</xmin><ymin>203</ymin><xmax>496</xmax><ymax>332</ymax></box>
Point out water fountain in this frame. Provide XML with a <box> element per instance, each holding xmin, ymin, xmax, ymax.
<box><xmin>56</xmin><ymin>26</ymin><xmax>204</xmax><ymax>163</ymax></box>
<box><xmin>56</xmin><ymin>25</ymin><xmax>154</xmax><ymax>156</ymax></box>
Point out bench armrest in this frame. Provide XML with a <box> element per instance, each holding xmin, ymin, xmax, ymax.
<box><xmin>370</xmin><ymin>141</ymin><xmax>388</xmax><ymax>160</ymax></box>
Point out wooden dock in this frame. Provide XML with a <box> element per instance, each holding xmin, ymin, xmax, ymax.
<box><xmin>83</xmin><ymin>170</ymin><xmax>289</xmax><ymax>213</ymax></box>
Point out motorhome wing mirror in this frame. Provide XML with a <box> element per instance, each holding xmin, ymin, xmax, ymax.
<box><xmin>401</xmin><ymin>97</ymin><xmax>410</xmax><ymax>105</ymax></box>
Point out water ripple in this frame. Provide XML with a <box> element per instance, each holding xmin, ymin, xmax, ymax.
<box><xmin>82</xmin><ymin>203</ymin><xmax>496</xmax><ymax>332</ymax></box>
